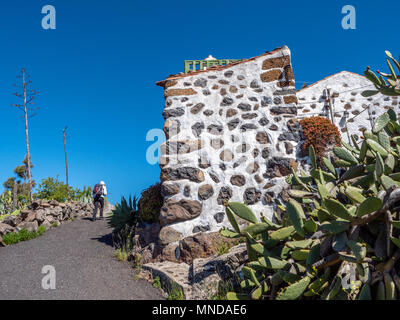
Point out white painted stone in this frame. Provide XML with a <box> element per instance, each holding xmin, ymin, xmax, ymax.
<box><xmin>297</xmin><ymin>71</ymin><xmax>400</xmax><ymax>142</ymax></box>
<box><xmin>159</xmin><ymin>47</ymin><xmax>299</xmax><ymax>238</ymax></box>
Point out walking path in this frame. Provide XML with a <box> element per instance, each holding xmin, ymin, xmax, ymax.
<box><xmin>0</xmin><ymin>218</ymin><xmax>163</xmax><ymax>300</ymax></box>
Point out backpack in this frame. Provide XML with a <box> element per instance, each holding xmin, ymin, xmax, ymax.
<box><xmin>93</xmin><ymin>184</ymin><xmax>104</xmax><ymax>200</ymax></box>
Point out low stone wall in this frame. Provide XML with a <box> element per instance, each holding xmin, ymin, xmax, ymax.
<box><xmin>0</xmin><ymin>200</ymin><xmax>95</xmax><ymax>246</ymax></box>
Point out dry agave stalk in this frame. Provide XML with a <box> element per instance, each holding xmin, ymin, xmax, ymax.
<box><xmin>221</xmin><ymin>110</ymin><xmax>400</xmax><ymax>300</ymax></box>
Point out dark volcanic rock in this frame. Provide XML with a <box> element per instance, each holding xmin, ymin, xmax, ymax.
<box><xmin>243</xmin><ymin>188</ymin><xmax>262</xmax><ymax>205</ymax></box>
<box><xmin>217</xmin><ymin>187</ymin><xmax>233</xmax><ymax>205</ymax></box>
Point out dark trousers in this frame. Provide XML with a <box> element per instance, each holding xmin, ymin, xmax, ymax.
<box><xmin>93</xmin><ymin>197</ymin><xmax>105</xmax><ymax>219</ymax></box>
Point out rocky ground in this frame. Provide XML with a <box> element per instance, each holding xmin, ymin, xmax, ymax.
<box><xmin>0</xmin><ymin>217</ymin><xmax>163</xmax><ymax>300</ymax></box>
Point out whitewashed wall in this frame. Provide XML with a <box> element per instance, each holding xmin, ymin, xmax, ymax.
<box><xmin>297</xmin><ymin>71</ymin><xmax>400</xmax><ymax>143</ymax></box>
<box><xmin>157</xmin><ymin>46</ymin><xmax>301</xmax><ymax>242</ymax></box>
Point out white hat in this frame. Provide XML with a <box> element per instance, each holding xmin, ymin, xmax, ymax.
<box><xmin>100</xmin><ymin>181</ymin><xmax>105</xmax><ymax>185</ymax></box>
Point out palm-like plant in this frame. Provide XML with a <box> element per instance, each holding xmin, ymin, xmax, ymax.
<box><xmin>107</xmin><ymin>196</ymin><xmax>139</xmax><ymax>253</ymax></box>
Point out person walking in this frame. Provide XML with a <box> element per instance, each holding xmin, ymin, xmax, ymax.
<box><xmin>92</xmin><ymin>181</ymin><xmax>107</xmax><ymax>221</ymax></box>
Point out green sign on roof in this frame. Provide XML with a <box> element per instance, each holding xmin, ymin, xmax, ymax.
<box><xmin>184</xmin><ymin>58</ymin><xmax>242</xmax><ymax>73</ymax></box>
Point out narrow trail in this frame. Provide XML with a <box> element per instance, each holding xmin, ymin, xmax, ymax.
<box><xmin>0</xmin><ymin>218</ymin><xmax>163</xmax><ymax>300</ymax></box>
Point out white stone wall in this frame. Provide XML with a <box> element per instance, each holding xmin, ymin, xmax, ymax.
<box><xmin>297</xmin><ymin>71</ymin><xmax>400</xmax><ymax>143</ymax></box>
<box><xmin>157</xmin><ymin>47</ymin><xmax>301</xmax><ymax>241</ymax></box>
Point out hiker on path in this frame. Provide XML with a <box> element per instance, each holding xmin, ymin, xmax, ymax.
<box><xmin>92</xmin><ymin>181</ymin><xmax>107</xmax><ymax>221</ymax></box>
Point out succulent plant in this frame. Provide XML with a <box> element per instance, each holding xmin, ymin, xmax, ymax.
<box><xmin>222</xmin><ymin>110</ymin><xmax>400</xmax><ymax>300</ymax></box>
<box><xmin>362</xmin><ymin>51</ymin><xmax>400</xmax><ymax>97</ymax></box>
<box><xmin>0</xmin><ymin>191</ymin><xmax>13</xmax><ymax>215</ymax></box>
<box><xmin>107</xmin><ymin>196</ymin><xmax>139</xmax><ymax>253</ymax></box>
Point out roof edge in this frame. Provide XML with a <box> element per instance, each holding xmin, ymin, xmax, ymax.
<box><xmin>297</xmin><ymin>71</ymin><xmax>366</xmax><ymax>93</ymax></box>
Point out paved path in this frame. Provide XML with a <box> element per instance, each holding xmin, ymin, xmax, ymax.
<box><xmin>0</xmin><ymin>218</ymin><xmax>163</xmax><ymax>300</ymax></box>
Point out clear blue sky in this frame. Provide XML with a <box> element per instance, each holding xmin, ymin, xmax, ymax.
<box><xmin>0</xmin><ymin>0</ymin><xmax>398</xmax><ymax>204</ymax></box>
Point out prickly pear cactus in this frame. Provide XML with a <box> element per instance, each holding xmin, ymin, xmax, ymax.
<box><xmin>222</xmin><ymin>110</ymin><xmax>400</xmax><ymax>300</ymax></box>
<box><xmin>362</xmin><ymin>50</ymin><xmax>400</xmax><ymax>97</ymax></box>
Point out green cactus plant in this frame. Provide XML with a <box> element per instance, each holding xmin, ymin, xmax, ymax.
<box><xmin>362</xmin><ymin>51</ymin><xmax>400</xmax><ymax>97</ymax></box>
<box><xmin>222</xmin><ymin>110</ymin><xmax>400</xmax><ymax>300</ymax></box>
<box><xmin>0</xmin><ymin>191</ymin><xmax>13</xmax><ymax>215</ymax></box>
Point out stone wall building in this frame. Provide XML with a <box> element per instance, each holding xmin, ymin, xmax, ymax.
<box><xmin>156</xmin><ymin>46</ymin><xmax>400</xmax><ymax>246</ymax></box>
<box><xmin>156</xmin><ymin>46</ymin><xmax>301</xmax><ymax>243</ymax></box>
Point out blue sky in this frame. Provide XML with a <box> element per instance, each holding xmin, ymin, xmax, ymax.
<box><xmin>0</xmin><ymin>0</ymin><xmax>398</xmax><ymax>204</ymax></box>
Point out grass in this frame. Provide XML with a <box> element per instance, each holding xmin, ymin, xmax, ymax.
<box><xmin>132</xmin><ymin>252</ymin><xmax>142</xmax><ymax>270</ymax></box>
<box><xmin>52</xmin><ymin>222</ymin><xmax>59</xmax><ymax>227</ymax></box>
<box><xmin>113</xmin><ymin>248</ymin><xmax>129</xmax><ymax>262</ymax></box>
<box><xmin>2</xmin><ymin>225</ymin><xmax>46</xmax><ymax>245</ymax></box>
<box><xmin>147</xmin><ymin>271</ymin><xmax>184</xmax><ymax>300</ymax></box>
<box><xmin>133</xmin><ymin>273</ymin><xmax>140</xmax><ymax>281</ymax></box>
<box><xmin>217</xmin><ymin>241</ymin><xmax>232</xmax><ymax>256</ymax></box>
<box><xmin>167</xmin><ymin>283</ymin><xmax>185</xmax><ymax>300</ymax></box>
<box><xmin>153</xmin><ymin>276</ymin><xmax>162</xmax><ymax>289</ymax></box>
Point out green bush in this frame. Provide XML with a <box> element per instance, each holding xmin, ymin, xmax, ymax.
<box><xmin>3</xmin><ymin>225</ymin><xmax>46</xmax><ymax>245</ymax></box>
<box><xmin>138</xmin><ymin>182</ymin><xmax>163</xmax><ymax>223</ymax></box>
<box><xmin>222</xmin><ymin>110</ymin><xmax>400</xmax><ymax>300</ymax></box>
<box><xmin>34</xmin><ymin>176</ymin><xmax>93</xmax><ymax>203</ymax></box>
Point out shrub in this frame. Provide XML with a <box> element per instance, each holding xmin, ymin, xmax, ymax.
<box><xmin>35</xmin><ymin>176</ymin><xmax>71</xmax><ymax>202</ymax></box>
<box><xmin>35</xmin><ymin>176</ymin><xmax>93</xmax><ymax>203</ymax></box>
<box><xmin>300</xmin><ymin>116</ymin><xmax>341</xmax><ymax>159</ymax></box>
<box><xmin>222</xmin><ymin>110</ymin><xmax>400</xmax><ymax>300</ymax></box>
<box><xmin>138</xmin><ymin>182</ymin><xmax>163</xmax><ymax>223</ymax></box>
<box><xmin>3</xmin><ymin>225</ymin><xmax>46</xmax><ymax>245</ymax></box>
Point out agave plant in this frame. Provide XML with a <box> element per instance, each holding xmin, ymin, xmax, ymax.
<box><xmin>221</xmin><ymin>110</ymin><xmax>400</xmax><ymax>300</ymax></box>
<box><xmin>107</xmin><ymin>196</ymin><xmax>139</xmax><ymax>253</ymax></box>
<box><xmin>362</xmin><ymin>50</ymin><xmax>400</xmax><ymax>97</ymax></box>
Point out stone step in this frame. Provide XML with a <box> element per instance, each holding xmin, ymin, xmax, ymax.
<box><xmin>143</xmin><ymin>243</ymin><xmax>247</xmax><ymax>300</ymax></box>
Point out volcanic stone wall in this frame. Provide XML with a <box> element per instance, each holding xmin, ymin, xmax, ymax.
<box><xmin>157</xmin><ymin>46</ymin><xmax>301</xmax><ymax>243</ymax></box>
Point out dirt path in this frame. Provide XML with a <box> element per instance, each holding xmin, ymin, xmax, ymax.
<box><xmin>0</xmin><ymin>218</ymin><xmax>163</xmax><ymax>300</ymax></box>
